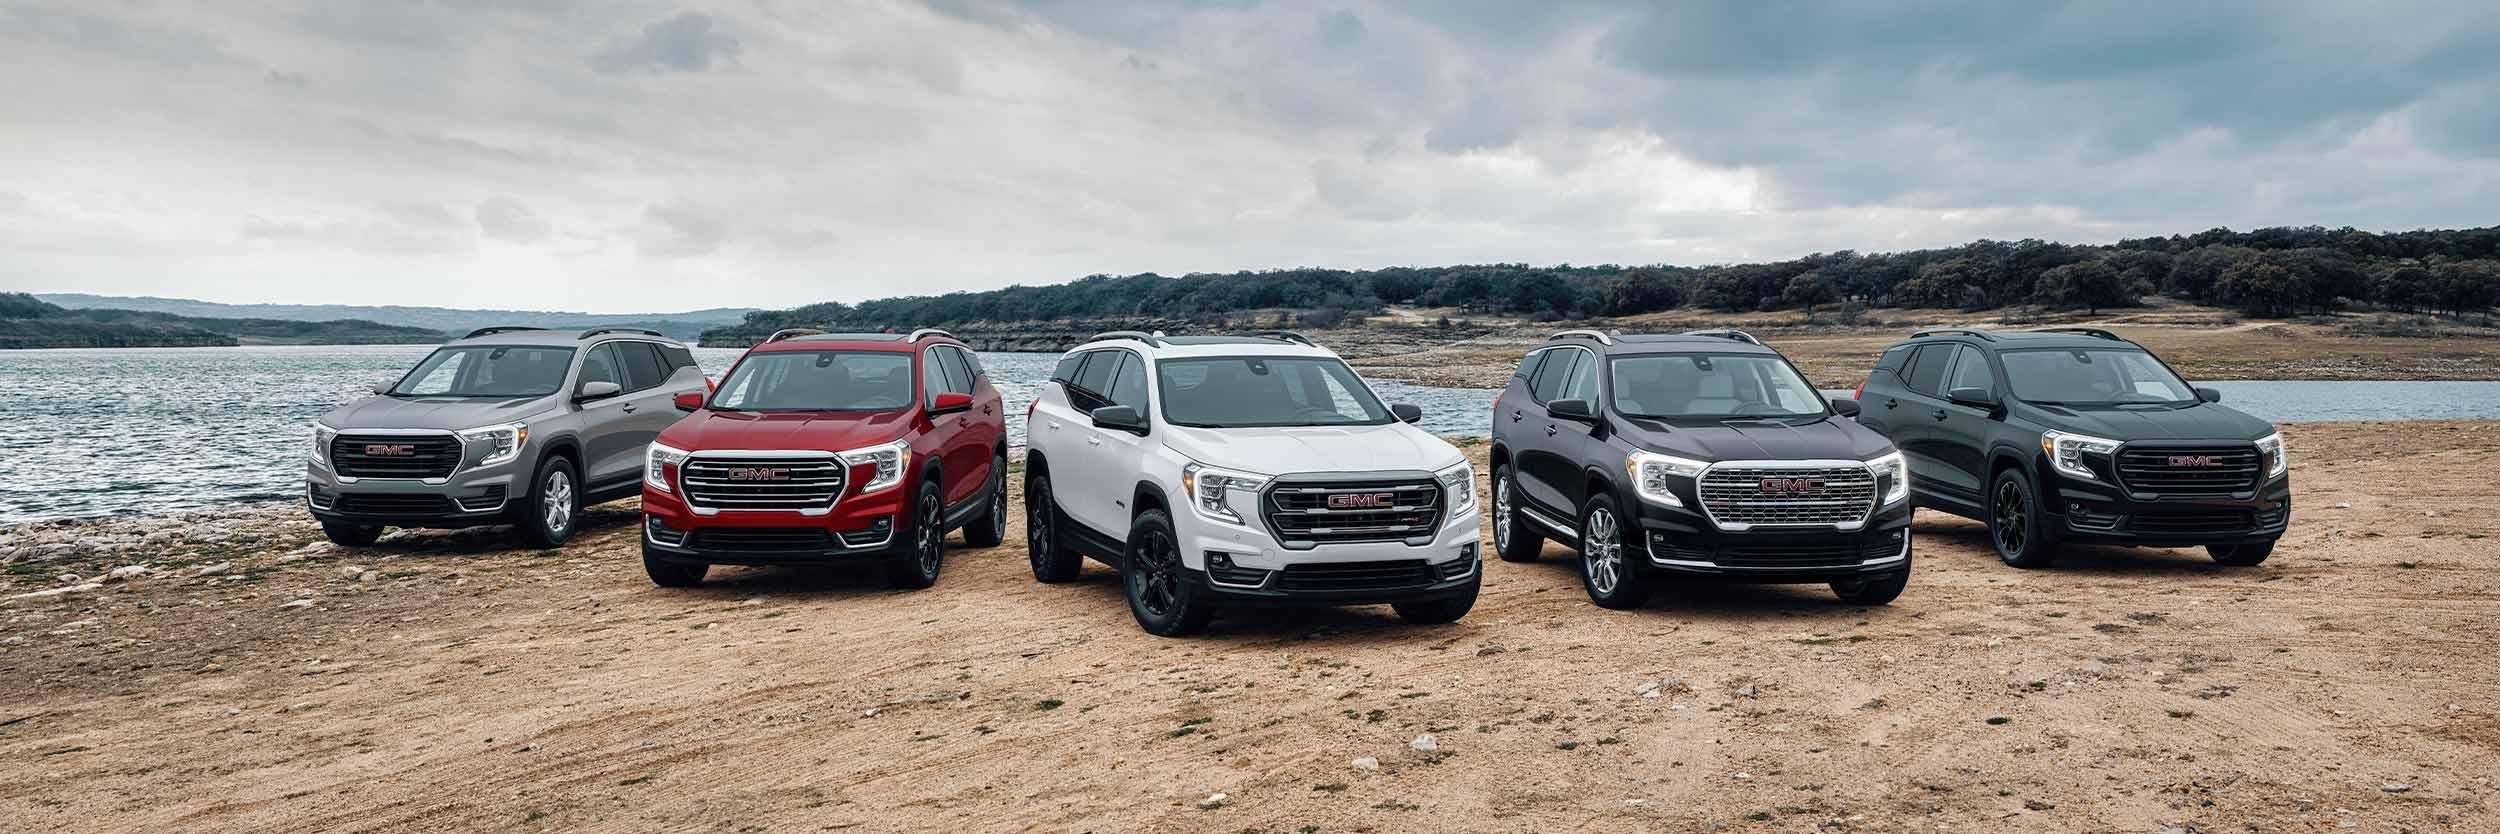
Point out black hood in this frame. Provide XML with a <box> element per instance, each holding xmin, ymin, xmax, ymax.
<box><xmin>1614</xmin><ymin>415</ymin><xmax>1896</xmax><ymax>462</ymax></box>
<box><xmin>2018</xmin><ymin>402</ymin><xmax>2274</xmax><ymax>442</ymax></box>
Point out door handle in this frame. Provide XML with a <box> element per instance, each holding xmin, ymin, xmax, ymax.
<box><xmin>1086</xmin><ymin>435</ymin><xmax>1102</xmax><ymax>446</ymax></box>
<box><xmin>621</xmin><ymin>404</ymin><xmax>637</xmax><ymax>413</ymax></box>
<box><xmin>1930</xmin><ymin>409</ymin><xmax>1948</xmax><ymax>421</ymax></box>
<box><xmin>957</xmin><ymin>417</ymin><xmax>971</xmax><ymax>428</ymax></box>
<box><xmin>1048</xmin><ymin>421</ymin><xmax>1060</xmax><ymax>430</ymax></box>
<box><xmin>1510</xmin><ymin>410</ymin><xmax>1523</xmax><ymax>422</ymax></box>
<box><xmin>1545</xmin><ymin>425</ymin><xmax>1559</xmax><ymax>437</ymax></box>
<box><xmin>1884</xmin><ymin>399</ymin><xmax>1898</xmax><ymax>409</ymax></box>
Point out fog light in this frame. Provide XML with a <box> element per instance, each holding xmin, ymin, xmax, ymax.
<box><xmin>1210</xmin><ymin>552</ymin><xmax>1235</xmax><ymax>570</ymax></box>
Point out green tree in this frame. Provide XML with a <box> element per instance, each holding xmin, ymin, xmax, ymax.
<box><xmin>2030</xmin><ymin>260</ymin><xmax>2145</xmax><ymax>315</ymax></box>
<box><xmin>1779</xmin><ymin>272</ymin><xmax>1837</xmax><ymax>320</ymax></box>
<box><xmin>2214</xmin><ymin>260</ymin><xmax>2302</xmax><ymax>317</ymax></box>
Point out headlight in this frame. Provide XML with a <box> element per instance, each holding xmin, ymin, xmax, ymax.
<box><xmin>1435</xmin><ymin>460</ymin><xmax>1475</xmax><ymax>512</ymax></box>
<box><xmin>2040</xmin><ymin>430</ymin><xmax>2119</xmax><ymax>481</ymax></box>
<box><xmin>839</xmin><ymin>439</ymin><xmax>911</xmax><ymax>494</ymax></box>
<box><xmin>1866</xmin><ymin>450</ymin><xmax>1910</xmax><ymax>505</ymax></box>
<box><xmin>645</xmin><ymin>442</ymin><xmax>688</xmax><ymax>493</ymax></box>
<box><xmin>457</xmin><ymin>422</ymin><xmax>528</xmax><ymax>468</ymax></box>
<box><xmin>1182</xmin><ymin>462</ymin><xmax>1268</xmax><ymax>525</ymax></box>
<box><xmin>310</xmin><ymin>423</ymin><xmax>338</xmax><ymax>465</ymax></box>
<box><xmin>2255</xmin><ymin>432</ymin><xmax>2286</xmax><ymax>478</ymax></box>
<box><xmin>1626</xmin><ymin>451</ymin><xmax>1707</xmax><ymax>508</ymax></box>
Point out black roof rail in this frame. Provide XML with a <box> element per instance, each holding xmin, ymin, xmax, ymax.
<box><xmin>458</xmin><ymin>326</ymin><xmax>549</xmax><ymax>340</ymax></box>
<box><xmin>1247</xmin><ymin>330</ymin><xmax>1316</xmax><ymax>346</ymax></box>
<box><xmin>1679</xmin><ymin>328</ymin><xmax>1762</xmax><ymax>345</ymax></box>
<box><xmin>1088</xmin><ymin>330</ymin><xmax>1163</xmax><ymax>346</ymax></box>
<box><xmin>764</xmin><ymin>328</ymin><xmax>827</xmax><ymax>343</ymax></box>
<box><xmin>2030</xmin><ymin>327</ymin><xmax>2126</xmax><ymax>341</ymax></box>
<box><xmin>579</xmin><ymin>326</ymin><xmax>666</xmax><ymax>340</ymax></box>
<box><xmin>1547</xmin><ymin>328</ymin><xmax>1615</xmax><ymax>346</ymax></box>
<box><xmin>1909</xmin><ymin>328</ymin><xmax>1998</xmax><ymax>342</ymax></box>
<box><xmin>907</xmin><ymin>328</ymin><xmax>958</xmax><ymax>343</ymax></box>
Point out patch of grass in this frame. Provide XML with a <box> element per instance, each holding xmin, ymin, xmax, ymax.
<box><xmin>2166</xmin><ymin>709</ymin><xmax>2196</xmax><ymax>719</ymax></box>
<box><xmin>1985</xmin><ymin>716</ymin><xmax>2012</xmax><ymax>726</ymax></box>
<box><xmin>1745</xmin><ymin>811</ymin><xmax>1772</xmax><ymax>821</ymax></box>
<box><xmin>1555</xmin><ymin>741</ymin><xmax>1580</xmax><ymax>750</ymax></box>
<box><xmin>1364</xmin><ymin>709</ymin><xmax>1387</xmax><ymax>723</ymax></box>
<box><xmin>524</xmin><ymin>810</ymin><xmax>548</xmax><ymax>823</ymax></box>
<box><xmin>1036</xmin><ymin>699</ymin><xmax>1063</xmax><ymax>711</ymax></box>
<box><xmin>617</xmin><ymin>775</ymin><xmax>655</xmax><ymax>786</ymax></box>
<box><xmin>1790</xmin><ymin>637</ymin><xmax>1839</xmax><ymax>646</ymax></box>
<box><xmin>1312</xmin><ymin>782</ymin><xmax>1347</xmax><ymax>793</ymax></box>
<box><xmin>1596</xmin><ymin>736</ymin><xmax>1623</xmax><ymax>745</ymax></box>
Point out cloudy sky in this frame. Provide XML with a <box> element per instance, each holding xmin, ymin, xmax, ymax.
<box><xmin>4</xmin><ymin>1</ymin><xmax>2496</xmax><ymax>313</ymax></box>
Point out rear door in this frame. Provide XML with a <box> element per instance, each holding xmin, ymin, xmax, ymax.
<box><xmin>1054</xmin><ymin>349</ymin><xmax>1130</xmax><ymax>536</ymax></box>
<box><xmin>927</xmin><ymin>345</ymin><xmax>988</xmax><ymax>507</ymax></box>
<box><xmin>571</xmin><ymin>343</ymin><xmax>642</xmax><ymax>484</ymax></box>
<box><xmin>1887</xmin><ymin>343</ymin><xmax>1959</xmax><ymax>500</ymax></box>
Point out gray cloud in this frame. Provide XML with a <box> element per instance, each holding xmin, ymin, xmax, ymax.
<box><xmin>475</xmin><ymin>196</ymin><xmax>552</xmax><ymax>244</ymax></box>
<box><xmin>635</xmin><ymin>203</ymin><xmax>729</xmax><ymax>258</ymax></box>
<box><xmin>589</xmin><ymin>11</ymin><xmax>740</xmax><ymax>74</ymax></box>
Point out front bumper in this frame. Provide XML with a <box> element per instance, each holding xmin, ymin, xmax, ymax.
<box><xmin>304</xmin><ymin>457</ymin><xmax>522</xmax><ymax>529</ymax></box>
<box><xmin>1631</xmin><ymin>496</ymin><xmax>1915</xmax><ymax>583</ymax></box>
<box><xmin>639</xmin><ymin>482</ymin><xmax>909</xmax><ymax>565</ymax></box>
<box><xmin>1176</xmin><ymin>502</ymin><xmax>1482</xmax><ymax>606</ymax></box>
<box><xmin>2045</xmin><ymin>472</ymin><xmax>2292</xmax><ymax>547</ymax></box>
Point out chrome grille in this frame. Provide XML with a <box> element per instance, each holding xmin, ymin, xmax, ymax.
<box><xmin>679</xmin><ymin>456</ymin><xmax>847</xmax><ymax>512</ymax></box>
<box><xmin>2115</xmin><ymin>445</ymin><xmax>2261</xmax><ymax>496</ymax></box>
<box><xmin>331</xmin><ymin>433</ymin><xmax>462</xmax><ymax>479</ymax></box>
<box><xmin>1261</xmin><ymin>478</ymin><xmax>1444</xmax><ymax>546</ymax></box>
<box><xmin>1696</xmin><ymin>464</ymin><xmax>1876</xmax><ymax>529</ymax></box>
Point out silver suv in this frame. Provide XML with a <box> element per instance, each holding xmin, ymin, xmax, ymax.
<box><xmin>306</xmin><ymin>326</ymin><xmax>710</xmax><ymax>547</ymax></box>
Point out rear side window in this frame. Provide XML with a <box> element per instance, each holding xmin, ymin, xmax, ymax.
<box><xmin>1902</xmin><ymin>344</ymin><xmax>1956</xmax><ymax>398</ymax></box>
<box><xmin>1073</xmin><ymin>351</ymin><xmax>1120</xmax><ymax>397</ymax></box>
<box><xmin>1052</xmin><ymin>352</ymin><xmax>1084</xmax><ymax>383</ymax></box>
<box><xmin>1529</xmin><ymin>349</ymin><xmax>1583</xmax><ymax>402</ymax></box>
<box><xmin>660</xmin><ymin>344</ymin><xmax>697</xmax><ymax>372</ymax></box>
<box><xmin>1875</xmin><ymin>344</ymin><xmax>1915</xmax><ymax>374</ymax></box>
<box><xmin>615</xmin><ymin>342</ymin><xmax>669</xmax><ymax>392</ymax></box>
<box><xmin>1513</xmin><ymin>350</ymin><xmax>1550</xmax><ymax>382</ymax></box>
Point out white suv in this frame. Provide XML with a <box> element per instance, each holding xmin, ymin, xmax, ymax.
<box><xmin>1023</xmin><ymin>331</ymin><xmax>1482</xmax><ymax>636</ymax></box>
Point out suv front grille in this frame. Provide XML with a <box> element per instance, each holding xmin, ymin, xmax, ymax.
<box><xmin>689</xmin><ymin>527</ymin><xmax>835</xmax><ymax>553</ymax></box>
<box><xmin>2131</xmin><ymin>511</ymin><xmax>2255</xmax><ymax>535</ymax></box>
<box><xmin>1696</xmin><ymin>464</ymin><xmax>1877</xmax><ymax>529</ymax></box>
<box><xmin>1262</xmin><ymin>478</ymin><xmax>1444</xmax><ymax>546</ymax></box>
<box><xmin>1274</xmin><ymin>560</ymin><xmax>1436</xmax><ymax>593</ymax></box>
<box><xmin>331</xmin><ymin>433</ymin><xmax>462</xmax><ymax>479</ymax></box>
<box><xmin>680</xmin><ymin>457</ymin><xmax>847</xmax><ymax>512</ymax></box>
<box><xmin>331</xmin><ymin>493</ymin><xmax>456</xmax><ymax>516</ymax></box>
<box><xmin>2115</xmin><ymin>445</ymin><xmax>2262</xmax><ymax>496</ymax></box>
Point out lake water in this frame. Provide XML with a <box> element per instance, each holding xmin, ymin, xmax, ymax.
<box><xmin>3</xmin><ymin>345</ymin><xmax>2496</xmax><ymax>524</ymax></box>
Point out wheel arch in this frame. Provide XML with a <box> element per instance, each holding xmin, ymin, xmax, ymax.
<box><xmin>1132</xmin><ymin>480</ymin><xmax>1170</xmax><ymax>518</ymax></box>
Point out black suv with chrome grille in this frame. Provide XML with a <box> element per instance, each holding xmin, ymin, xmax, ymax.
<box><xmin>1489</xmin><ymin>330</ymin><xmax>1914</xmax><ymax>609</ymax></box>
<box><xmin>1855</xmin><ymin>328</ymin><xmax>2288</xmax><ymax>568</ymax></box>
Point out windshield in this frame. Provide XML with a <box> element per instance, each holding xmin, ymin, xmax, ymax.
<box><xmin>1158</xmin><ymin>356</ymin><xmax>1393</xmax><ymax>428</ymax></box>
<box><xmin>710</xmin><ymin>350</ymin><xmax>914</xmax><ymax>412</ymax></box>
<box><xmin>1608</xmin><ymin>353</ymin><xmax>1828</xmax><ymax>419</ymax></box>
<box><xmin>2000</xmin><ymin>348</ymin><xmax>2195</xmax><ymax>405</ymax></box>
<box><xmin>391</xmin><ymin>346</ymin><xmax>575</xmax><ymax>398</ymax></box>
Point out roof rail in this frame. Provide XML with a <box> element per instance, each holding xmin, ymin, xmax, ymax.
<box><xmin>1680</xmin><ymin>328</ymin><xmax>1762</xmax><ymax>345</ymax></box>
<box><xmin>764</xmin><ymin>327</ymin><xmax>826</xmax><ymax>343</ymax></box>
<box><xmin>2030</xmin><ymin>327</ymin><xmax>2125</xmax><ymax>341</ymax></box>
<box><xmin>579</xmin><ymin>326</ymin><xmax>666</xmax><ymax>340</ymax></box>
<box><xmin>906</xmin><ymin>328</ymin><xmax>958</xmax><ymax>343</ymax></box>
<box><xmin>1909</xmin><ymin>328</ymin><xmax>1998</xmax><ymax>342</ymax></box>
<box><xmin>1088</xmin><ymin>330</ymin><xmax>1163</xmax><ymax>347</ymax></box>
<box><xmin>1547</xmin><ymin>329</ymin><xmax>1615</xmax><ymax>346</ymax></box>
<box><xmin>458</xmin><ymin>326</ymin><xmax>549</xmax><ymax>340</ymax></box>
<box><xmin>1248</xmin><ymin>330</ymin><xmax>1316</xmax><ymax>346</ymax></box>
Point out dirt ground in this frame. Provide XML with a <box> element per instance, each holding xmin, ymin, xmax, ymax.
<box><xmin>5</xmin><ymin>422</ymin><xmax>2499</xmax><ymax>833</ymax></box>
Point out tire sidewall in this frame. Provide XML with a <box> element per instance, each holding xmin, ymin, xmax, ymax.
<box><xmin>524</xmin><ymin>455</ymin><xmax>578</xmax><ymax>547</ymax></box>
<box><xmin>1121</xmin><ymin>510</ymin><xmax>1201</xmax><ymax>635</ymax></box>
<box><xmin>1578</xmin><ymin>494</ymin><xmax>1644</xmax><ymax>608</ymax></box>
<box><xmin>912</xmin><ymin>479</ymin><xmax>946</xmax><ymax>583</ymax></box>
<box><xmin>1989</xmin><ymin>469</ymin><xmax>2051</xmax><ymax>567</ymax></box>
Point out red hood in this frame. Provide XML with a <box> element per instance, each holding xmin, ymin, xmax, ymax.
<box><xmin>658</xmin><ymin>409</ymin><xmax>915</xmax><ymax>453</ymax></box>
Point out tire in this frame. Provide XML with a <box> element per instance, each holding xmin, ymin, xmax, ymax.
<box><xmin>1490</xmin><ymin>464</ymin><xmax>1544</xmax><ymax>563</ymax></box>
<box><xmin>641</xmin><ymin>546</ymin><xmax>707</xmax><ymax>587</ymax></box>
<box><xmin>1025</xmin><ymin>466</ymin><xmax>1083</xmax><ymax>583</ymax></box>
<box><xmin>1988</xmin><ymin>469</ymin><xmax>2059</xmax><ymax>569</ymax></box>
<box><xmin>2207</xmin><ymin>540</ymin><xmax>2275</xmax><ymax>566</ymax></box>
<box><xmin>885</xmin><ymin>479</ymin><xmax>945</xmax><ymax>589</ymax></box>
<box><xmin>1123</xmin><ymin>510</ymin><xmax>1214</xmax><ymax>636</ymax></box>
<box><xmin>961</xmin><ymin>452</ymin><xmax>1009</xmax><ymax>548</ymax></box>
<box><xmin>1830</xmin><ymin>566</ymin><xmax>1910</xmax><ymax>605</ymax></box>
<box><xmin>517</xmin><ymin>455</ymin><xmax>579</xmax><ymax>548</ymax></box>
<box><xmin>320</xmin><ymin>521</ymin><xmax>382</xmax><ymax>547</ymax></box>
<box><xmin>1577</xmin><ymin>494</ymin><xmax>1651</xmax><ymax>610</ymax></box>
<box><xmin>1392</xmin><ymin>573</ymin><xmax>1480</xmax><ymax>624</ymax></box>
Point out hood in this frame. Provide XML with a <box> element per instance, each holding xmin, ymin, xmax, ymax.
<box><xmin>320</xmin><ymin>395</ymin><xmax>556</xmax><ymax>432</ymax></box>
<box><xmin>2019</xmin><ymin>402</ymin><xmax>2274</xmax><ymax>442</ymax></box>
<box><xmin>657</xmin><ymin>409</ymin><xmax>914</xmax><ymax>453</ymax></box>
<box><xmin>1618</xmin><ymin>415</ymin><xmax>1895</xmax><ymax>462</ymax></box>
<box><xmin>1162</xmin><ymin>423</ymin><xmax>1463</xmax><ymax>476</ymax></box>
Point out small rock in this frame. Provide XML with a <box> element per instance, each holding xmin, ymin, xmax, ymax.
<box><xmin>103</xmin><ymin>565</ymin><xmax>151</xmax><ymax>582</ymax></box>
<box><xmin>2381</xmin><ymin>782</ymin><xmax>2412</xmax><ymax>793</ymax></box>
<box><xmin>2334</xmin><ymin>502</ymin><xmax>2352</xmax><ymax>509</ymax></box>
<box><xmin>1735</xmin><ymin>684</ymin><xmax>1758</xmax><ymax>698</ymax></box>
<box><xmin>338</xmin><ymin>565</ymin><xmax>368</xmax><ymax>580</ymax></box>
<box><xmin>1350</xmin><ymin>757</ymin><xmax>1380</xmax><ymax>770</ymax></box>
<box><xmin>741</xmin><ymin>597</ymin><xmax>764</xmax><ymax>606</ymax></box>
<box><xmin>2024</xmin><ymin>799</ymin><xmax>2055</xmax><ymax>811</ymax></box>
<box><xmin>1409</xmin><ymin>733</ymin><xmax>1438</xmax><ymax>752</ymax></box>
<box><xmin>195</xmin><ymin>562</ymin><xmax>232</xmax><ymax>577</ymax></box>
<box><xmin>1197</xmin><ymin>792</ymin><xmax>1228</xmax><ymax>810</ymax></box>
<box><xmin>357</xmin><ymin>570</ymin><xmax>378</xmax><ymax>582</ymax></box>
<box><xmin>9</xmin><ymin>583</ymin><xmax>103</xmax><ymax>600</ymax></box>
<box><xmin>279</xmin><ymin>599</ymin><xmax>316</xmax><ymax>610</ymax></box>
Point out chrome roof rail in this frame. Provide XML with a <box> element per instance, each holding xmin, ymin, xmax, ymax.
<box><xmin>1547</xmin><ymin>329</ymin><xmax>1615</xmax><ymax>346</ymax></box>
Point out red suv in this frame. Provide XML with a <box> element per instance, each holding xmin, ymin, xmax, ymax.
<box><xmin>639</xmin><ymin>328</ymin><xmax>1010</xmax><ymax>588</ymax></box>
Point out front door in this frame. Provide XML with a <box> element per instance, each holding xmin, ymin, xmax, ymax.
<box><xmin>1928</xmin><ymin>346</ymin><xmax>2000</xmax><ymax>502</ymax></box>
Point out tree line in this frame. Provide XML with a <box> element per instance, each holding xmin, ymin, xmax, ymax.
<box><xmin>713</xmin><ymin>225</ymin><xmax>2500</xmax><ymax>341</ymax></box>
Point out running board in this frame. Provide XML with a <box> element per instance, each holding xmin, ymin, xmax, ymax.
<box><xmin>1519</xmin><ymin>505</ymin><xmax>1578</xmax><ymax>540</ymax></box>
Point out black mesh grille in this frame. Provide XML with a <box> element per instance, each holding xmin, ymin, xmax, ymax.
<box><xmin>1696</xmin><ymin>465</ymin><xmax>1877</xmax><ymax>528</ymax></box>
<box><xmin>680</xmin><ymin>457</ymin><xmax>848</xmax><ymax>512</ymax></box>
<box><xmin>1274</xmin><ymin>560</ymin><xmax>1437</xmax><ymax>593</ymax></box>
<box><xmin>2131</xmin><ymin>511</ymin><xmax>2255</xmax><ymax>535</ymax></box>
<box><xmin>2115</xmin><ymin>445</ymin><xmax>2261</xmax><ymax>496</ymax></box>
<box><xmin>1646</xmin><ymin>531</ymin><xmax>1903</xmax><ymax>568</ymax></box>
<box><xmin>331</xmin><ymin>493</ymin><xmax>456</xmax><ymax>516</ymax></box>
<box><xmin>689</xmin><ymin>527</ymin><xmax>836</xmax><ymax>553</ymax></box>
<box><xmin>331</xmin><ymin>434</ymin><xmax>463</xmax><ymax>479</ymax></box>
<box><xmin>1261</xmin><ymin>479</ymin><xmax>1443</xmax><ymax>546</ymax></box>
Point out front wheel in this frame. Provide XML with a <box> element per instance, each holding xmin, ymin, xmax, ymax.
<box><xmin>1490</xmin><ymin>465</ymin><xmax>1544</xmax><ymax>562</ymax></box>
<box><xmin>321</xmin><ymin>521</ymin><xmax>382</xmax><ymax>547</ymax></box>
<box><xmin>1988</xmin><ymin>469</ymin><xmax>2058</xmax><ymax>569</ymax></box>
<box><xmin>2207</xmin><ymin>540</ymin><xmax>2275</xmax><ymax>566</ymax></box>
<box><xmin>1578</xmin><ymin>495</ymin><xmax>1651</xmax><ymax>610</ymax></box>
<box><xmin>517</xmin><ymin>456</ymin><xmax>579</xmax><ymax>548</ymax></box>
<box><xmin>885</xmin><ymin>479</ymin><xmax>945</xmax><ymax>589</ymax></box>
<box><xmin>1123</xmin><ymin>510</ymin><xmax>1214</xmax><ymax>636</ymax></box>
<box><xmin>1026</xmin><ymin>469</ymin><xmax>1083</xmax><ymax>582</ymax></box>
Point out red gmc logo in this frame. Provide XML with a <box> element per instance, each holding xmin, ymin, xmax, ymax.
<box><xmin>1758</xmin><ymin>477</ymin><xmax>1826</xmax><ymax>494</ymax></box>
<box><xmin>727</xmin><ymin>468</ymin><xmax>789</xmax><ymax>481</ymax></box>
<box><xmin>2168</xmin><ymin>455</ymin><xmax>2220</xmax><ymax>467</ymax></box>
<box><xmin>1327</xmin><ymin>493</ymin><xmax>1396</xmax><ymax>509</ymax></box>
<box><xmin>364</xmin><ymin>444</ymin><xmax>415</xmax><ymax>456</ymax></box>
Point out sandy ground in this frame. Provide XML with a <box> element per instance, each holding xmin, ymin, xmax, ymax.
<box><xmin>5</xmin><ymin>422</ymin><xmax>2499</xmax><ymax>833</ymax></box>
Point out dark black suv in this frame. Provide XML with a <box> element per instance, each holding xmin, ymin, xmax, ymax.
<box><xmin>1489</xmin><ymin>330</ymin><xmax>1913</xmax><ymax>609</ymax></box>
<box><xmin>1855</xmin><ymin>328</ymin><xmax>2288</xmax><ymax>568</ymax></box>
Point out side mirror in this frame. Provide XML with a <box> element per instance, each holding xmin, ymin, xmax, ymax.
<box><xmin>674</xmin><ymin>391</ymin><xmax>705</xmax><ymax>413</ymax></box>
<box><xmin>1947</xmin><ymin>386</ymin><xmax>1999</xmax><ymax>409</ymax></box>
<box><xmin>1390</xmin><ymin>403</ymin><xmax>1424</xmax><ymax>424</ymax></box>
<box><xmin>1830</xmin><ymin>398</ymin><xmax>1863</xmax><ymax>417</ymax></box>
<box><xmin>930</xmin><ymin>392</ymin><xmax>974</xmax><ymax>415</ymax></box>
<box><xmin>576</xmin><ymin>380</ymin><xmax>622</xmax><ymax>401</ymax></box>
<box><xmin>371</xmin><ymin>382</ymin><xmax>392</xmax><ymax>395</ymax></box>
<box><xmin>1546</xmin><ymin>398</ymin><xmax>1596</xmax><ymax>421</ymax></box>
<box><xmin>2195</xmin><ymin>387</ymin><xmax>2223</xmax><ymax>403</ymax></box>
<box><xmin>1090</xmin><ymin>404</ymin><xmax>1147</xmax><ymax>435</ymax></box>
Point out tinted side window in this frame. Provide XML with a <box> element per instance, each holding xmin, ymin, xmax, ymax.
<box><xmin>616</xmin><ymin>342</ymin><xmax>669</xmax><ymax>392</ymax></box>
<box><xmin>1945</xmin><ymin>347</ymin><xmax>1994</xmax><ymax>394</ymax></box>
<box><xmin>1560</xmin><ymin>351</ymin><xmax>1601</xmax><ymax>402</ymax></box>
<box><xmin>1072</xmin><ymin>351</ymin><xmax>1119</xmax><ymax>397</ymax></box>
<box><xmin>660</xmin><ymin>344</ymin><xmax>697</xmax><ymax>372</ymax></box>
<box><xmin>1513</xmin><ymin>349</ymin><xmax>1549</xmax><ymax>383</ymax></box>
<box><xmin>1529</xmin><ymin>349</ymin><xmax>1582</xmax><ymax>402</ymax></box>
<box><xmin>959</xmin><ymin>348</ymin><xmax>984</xmax><ymax>380</ymax></box>
<box><xmin>1875</xmin><ymin>344</ymin><xmax>1916</xmax><ymax>374</ymax></box>
<box><xmin>1107</xmin><ymin>351</ymin><xmax>1149</xmax><ymax>411</ymax></box>
<box><xmin>1052</xmin><ymin>352</ymin><xmax>1084</xmax><ymax>383</ymax></box>
<box><xmin>920</xmin><ymin>350</ymin><xmax>948</xmax><ymax>404</ymax></box>
<box><xmin>935</xmin><ymin>347</ymin><xmax>973</xmax><ymax>394</ymax></box>
<box><xmin>578</xmin><ymin>343</ymin><xmax>620</xmax><ymax>389</ymax></box>
<box><xmin>1902</xmin><ymin>344</ymin><xmax>1955</xmax><ymax>398</ymax></box>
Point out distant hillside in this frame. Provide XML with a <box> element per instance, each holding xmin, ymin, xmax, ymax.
<box><xmin>0</xmin><ymin>293</ymin><xmax>439</xmax><ymax>349</ymax></box>
<box><xmin>36</xmin><ymin>294</ymin><xmax>758</xmax><ymax>341</ymax></box>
